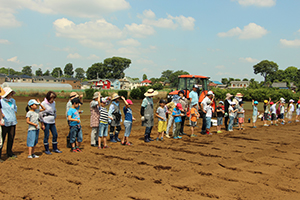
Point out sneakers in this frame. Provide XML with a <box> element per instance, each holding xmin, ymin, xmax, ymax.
<box><xmin>121</xmin><ymin>141</ymin><xmax>126</xmax><ymax>145</ymax></box>
<box><xmin>32</xmin><ymin>154</ymin><xmax>39</xmax><ymax>158</ymax></box>
<box><xmin>190</xmin><ymin>134</ymin><xmax>197</xmax><ymax>137</ymax></box>
<box><xmin>102</xmin><ymin>145</ymin><xmax>110</xmax><ymax>149</ymax></box>
<box><xmin>296</xmin><ymin>120</ymin><xmax>299</xmax><ymax>122</ymax></box>
<box><xmin>160</xmin><ymin>137</ymin><xmax>164</xmax><ymax>141</ymax></box>
<box><xmin>28</xmin><ymin>155</ymin><xmax>33</xmax><ymax>158</ymax></box>
<box><xmin>229</xmin><ymin>130</ymin><xmax>233</xmax><ymax>132</ymax></box>
<box><xmin>281</xmin><ymin>122</ymin><xmax>285</xmax><ymax>125</ymax></box>
<box><xmin>165</xmin><ymin>134</ymin><xmax>170</xmax><ymax>138</ymax></box>
<box><xmin>173</xmin><ymin>136</ymin><xmax>178</xmax><ymax>139</ymax></box>
<box><xmin>45</xmin><ymin>150</ymin><xmax>52</xmax><ymax>155</ymax></box>
<box><xmin>71</xmin><ymin>148</ymin><xmax>78</xmax><ymax>153</ymax></box>
<box><xmin>178</xmin><ymin>136</ymin><xmax>182</xmax><ymax>139</ymax></box>
<box><xmin>76</xmin><ymin>147</ymin><xmax>82</xmax><ymax>152</ymax></box>
<box><xmin>126</xmin><ymin>142</ymin><xmax>133</xmax><ymax>146</ymax></box>
<box><xmin>253</xmin><ymin>126</ymin><xmax>257</xmax><ymax>128</ymax></box>
<box><xmin>156</xmin><ymin>138</ymin><xmax>159</xmax><ymax>141</ymax></box>
<box><xmin>217</xmin><ymin>131</ymin><xmax>222</xmax><ymax>134</ymax></box>
<box><xmin>207</xmin><ymin>133</ymin><xmax>213</xmax><ymax>135</ymax></box>
<box><xmin>263</xmin><ymin>124</ymin><xmax>269</xmax><ymax>127</ymax></box>
<box><xmin>98</xmin><ymin>146</ymin><xmax>102</xmax><ymax>149</ymax></box>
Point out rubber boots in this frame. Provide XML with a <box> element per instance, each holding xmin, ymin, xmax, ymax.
<box><xmin>114</xmin><ymin>131</ymin><xmax>121</xmax><ymax>142</ymax></box>
<box><xmin>44</xmin><ymin>144</ymin><xmax>52</xmax><ymax>155</ymax></box>
<box><xmin>144</xmin><ymin>134</ymin><xmax>150</xmax><ymax>143</ymax></box>
<box><xmin>148</xmin><ymin>132</ymin><xmax>154</xmax><ymax>141</ymax></box>
<box><xmin>110</xmin><ymin>133</ymin><xmax>117</xmax><ymax>143</ymax></box>
<box><xmin>52</xmin><ymin>143</ymin><xmax>62</xmax><ymax>153</ymax></box>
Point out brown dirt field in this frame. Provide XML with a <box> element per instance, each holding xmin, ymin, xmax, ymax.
<box><xmin>1</xmin><ymin>96</ymin><xmax>300</xmax><ymax>200</ymax></box>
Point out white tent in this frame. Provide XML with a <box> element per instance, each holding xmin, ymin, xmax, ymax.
<box><xmin>3</xmin><ymin>82</ymin><xmax>72</xmax><ymax>91</ymax></box>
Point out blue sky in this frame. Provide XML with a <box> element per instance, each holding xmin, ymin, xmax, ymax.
<box><xmin>1</xmin><ymin>0</ymin><xmax>300</xmax><ymax>82</ymax></box>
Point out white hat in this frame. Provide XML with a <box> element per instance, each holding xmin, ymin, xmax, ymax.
<box><xmin>144</xmin><ymin>89</ymin><xmax>158</xmax><ymax>97</ymax></box>
<box><xmin>193</xmin><ymin>85</ymin><xmax>199</xmax><ymax>88</ymax></box>
<box><xmin>2</xmin><ymin>87</ymin><xmax>15</xmax><ymax>98</ymax></box>
<box><xmin>207</xmin><ymin>91</ymin><xmax>213</xmax><ymax>95</ymax></box>
<box><xmin>28</xmin><ymin>99</ymin><xmax>40</xmax><ymax>106</ymax></box>
<box><xmin>230</xmin><ymin>102</ymin><xmax>236</xmax><ymax>105</ymax></box>
<box><xmin>289</xmin><ymin>99</ymin><xmax>294</xmax><ymax>103</ymax></box>
<box><xmin>111</xmin><ymin>93</ymin><xmax>120</xmax><ymax>101</ymax></box>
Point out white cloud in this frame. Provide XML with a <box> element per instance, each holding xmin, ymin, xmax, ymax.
<box><xmin>7</xmin><ymin>56</ymin><xmax>20</xmax><ymax>63</ymax></box>
<box><xmin>79</xmin><ymin>39</ymin><xmax>114</xmax><ymax>49</ymax></box>
<box><xmin>67</xmin><ymin>53</ymin><xmax>82</xmax><ymax>59</ymax></box>
<box><xmin>142</xmin><ymin>18</ymin><xmax>177</xmax><ymax>29</ymax></box>
<box><xmin>215</xmin><ymin>65</ymin><xmax>225</xmax><ymax>69</ymax></box>
<box><xmin>0</xmin><ymin>39</ymin><xmax>10</xmax><ymax>44</ymax></box>
<box><xmin>87</xmin><ymin>54</ymin><xmax>100</xmax><ymax>60</ymax></box>
<box><xmin>233</xmin><ymin>0</ymin><xmax>276</xmax><ymax>7</ymax></box>
<box><xmin>0</xmin><ymin>58</ymin><xmax>3</xmax><ymax>62</ymax></box>
<box><xmin>280</xmin><ymin>39</ymin><xmax>300</xmax><ymax>47</ymax></box>
<box><xmin>218</xmin><ymin>23</ymin><xmax>268</xmax><ymax>39</ymax></box>
<box><xmin>142</xmin><ymin>9</ymin><xmax>156</xmax><ymax>19</ymax></box>
<box><xmin>32</xmin><ymin>64</ymin><xmax>44</xmax><ymax>68</ymax></box>
<box><xmin>118</xmin><ymin>38</ymin><xmax>141</xmax><ymax>46</ymax></box>
<box><xmin>239</xmin><ymin>57</ymin><xmax>259</xmax><ymax>63</ymax></box>
<box><xmin>168</xmin><ymin>15</ymin><xmax>196</xmax><ymax>30</ymax></box>
<box><xmin>136</xmin><ymin>58</ymin><xmax>154</xmax><ymax>65</ymax></box>
<box><xmin>125</xmin><ymin>23</ymin><xmax>155</xmax><ymax>38</ymax></box>
<box><xmin>0</xmin><ymin>7</ymin><xmax>21</xmax><ymax>27</ymax></box>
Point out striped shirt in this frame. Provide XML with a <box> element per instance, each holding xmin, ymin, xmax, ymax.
<box><xmin>99</xmin><ymin>107</ymin><xmax>109</xmax><ymax>124</ymax></box>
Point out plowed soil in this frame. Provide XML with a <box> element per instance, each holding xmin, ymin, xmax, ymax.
<box><xmin>1</xmin><ymin>96</ymin><xmax>300</xmax><ymax>200</ymax></box>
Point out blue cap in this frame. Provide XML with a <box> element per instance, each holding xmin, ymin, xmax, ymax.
<box><xmin>28</xmin><ymin>99</ymin><xmax>39</xmax><ymax>106</ymax></box>
<box><xmin>218</xmin><ymin>101</ymin><xmax>224</xmax><ymax>104</ymax></box>
<box><xmin>254</xmin><ymin>101</ymin><xmax>258</xmax><ymax>104</ymax></box>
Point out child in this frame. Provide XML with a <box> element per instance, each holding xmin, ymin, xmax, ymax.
<box><xmin>228</xmin><ymin>102</ymin><xmax>238</xmax><ymax>131</ymax></box>
<box><xmin>156</xmin><ymin>99</ymin><xmax>167</xmax><ymax>141</ymax></box>
<box><xmin>270</xmin><ymin>101</ymin><xmax>279</xmax><ymax>125</ymax></box>
<box><xmin>286</xmin><ymin>99</ymin><xmax>294</xmax><ymax>123</ymax></box>
<box><xmin>237</xmin><ymin>101</ymin><xmax>245</xmax><ymax>130</ymax></box>
<box><xmin>190</xmin><ymin>103</ymin><xmax>200</xmax><ymax>137</ymax></box>
<box><xmin>26</xmin><ymin>99</ymin><xmax>45</xmax><ymax>158</ymax></box>
<box><xmin>263</xmin><ymin>99</ymin><xmax>271</xmax><ymax>126</ymax></box>
<box><xmin>90</xmin><ymin>92</ymin><xmax>100</xmax><ymax>147</ymax></box>
<box><xmin>172</xmin><ymin>103</ymin><xmax>184</xmax><ymax>139</ymax></box>
<box><xmin>252</xmin><ymin>100</ymin><xmax>259</xmax><ymax>128</ymax></box>
<box><xmin>98</xmin><ymin>96</ymin><xmax>113</xmax><ymax>149</ymax></box>
<box><xmin>296</xmin><ymin>100</ymin><xmax>300</xmax><ymax>122</ymax></box>
<box><xmin>204</xmin><ymin>99</ymin><xmax>214</xmax><ymax>135</ymax></box>
<box><xmin>122</xmin><ymin>99</ymin><xmax>135</xmax><ymax>145</ymax></box>
<box><xmin>67</xmin><ymin>98</ymin><xmax>83</xmax><ymax>153</ymax></box>
<box><xmin>278</xmin><ymin>100</ymin><xmax>285</xmax><ymax>125</ymax></box>
<box><xmin>216</xmin><ymin>101</ymin><xmax>225</xmax><ymax>134</ymax></box>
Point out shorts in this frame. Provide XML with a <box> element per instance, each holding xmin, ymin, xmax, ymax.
<box><xmin>27</xmin><ymin>129</ymin><xmax>39</xmax><ymax>147</ymax></box>
<box><xmin>297</xmin><ymin>109</ymin><xmax>300</xmax><ymax>116</ymax></box>
<box><xmin>263</xmin><ymin>113</ymin><xmax>268</xmax><ymax>120</ymax></box>
<box><xmin>191</xmin><ymin>121</ymin><xmax>197</xmax><ymax>127</ymax></box>
<box><xmin>252</xmin><ymin>115</ymin><xmax>257</xmax><ymax>123</ymax></box>
<box><xmin>238</xmin><ymin>118</ymin><xmax>244</xmax><ymax>124</ymax></box>
<box><xmin>70</xmin><ymin>125</ymin><xmax>83</xmax><ymax>143</ymax></box>
<box><xmin>278</xmin><ymin>113</ymin><xmax>284</xmax><ymax>119</ymax></box>
<box><xmin>124</xmin><ymin>121</ymin><xmax>132</xmax><ymax>137</ymax></box>
<box><xmin>99</xmin><ymin>123</ymin><xmax>109</xmax><ymax>137</ymax></box>
<box><xmin>158</xmin><ymin>121</ymin><xmax>167</xmax><ymax>133</ymax></box>
<box><xmin>217</xmin><ymin>117</ymin><xmax>223</xmax><ymax>126</ymax></box>
<box><xmin>271</xmin><ymin>113</ymin><xmax>277</xmax><ymax>121</ymax></box>
<box><xmin>206</xmin><ymin>117</ymin><xmax>211</xmax><ymax>129</ymax></box>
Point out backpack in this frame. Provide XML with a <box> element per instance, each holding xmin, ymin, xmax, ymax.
<box><xmin>276</xmin><ymin>105</ymin><xmax>281</xmax><ymax>115</ymax></box>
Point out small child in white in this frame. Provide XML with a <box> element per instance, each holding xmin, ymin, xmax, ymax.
<box><xmin>237</xmin><ymin>101</ymin><xmax>245</xmax><ymax>130</ymax></box>
<box><xmin>26</xmin><ymin>99</ymin><xmax>45</xmax><ymax>158</ymax></box>
<box><xmin>286</xmin><ymin>99</ymin><xmax>294</xmax><ymax>123</ymax></box>
<box><xmin>204</xmin><ymin>99</ymin><xmax>214</xmax><ymax>135</ymax></box>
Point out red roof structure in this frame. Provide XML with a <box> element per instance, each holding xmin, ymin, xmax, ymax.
<box><xmin>141</xmin><ymin>79</ymin><xmax>152</xmax><ymax>83</ymax></box>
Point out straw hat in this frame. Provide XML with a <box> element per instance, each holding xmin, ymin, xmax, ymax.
<box><xmin>111</xmin><ymin>93</ymin><xmax>120</xmax><ymax>101</ymax></box>
<box><xmin>0</xmin><ymin>87</ymin><xmax>5</xmax><ymax>96</ymax></box>
<box><xmin>226</xmin><ymin>93</ymin><xmax>233</xmax><ymax>98</ymax></box>
<box><xmin>2</xmin><ymin>87</ymin><xmax>15</xmax><ymax>98</ymax></box>
<box><xmin>93</xmin><ymin>92</ymin><xmax>101</xmax><ymax>100</ymax></box>
<box><xmin>69</xmin><ymin>92</ymin><xmax>79</xmax><ymax>99</ymax></box>
<box><xmin>235</xmin><ymin>93</ymin><xmax>243</xmax><ymax>98</ymax></box>
<box><xmin>144</xmin><ymin>88</ymin><xmax>158</xmax><ymax>97</ymax></box>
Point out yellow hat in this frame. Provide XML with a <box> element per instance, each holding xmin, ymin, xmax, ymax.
<box><xmin>264</xmin><ymin>100</ymin><xmax>268</xmax><ymax>103</ymax></box>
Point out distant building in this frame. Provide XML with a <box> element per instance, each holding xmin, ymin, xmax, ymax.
<box><xmin>90</xmin><ymin>79</ymin><xmax>112</xmax><ymax>89</ymax></box>
<box><xmin>119</xmin><ymin>77</ymin><xmax>141</xmax><ymax>90</ymax></box>
<box><xmin>229</xmin><ymin>81</ymin><xmax>250</xmax><ymax>89</ymax></box>
<box><xmin>59</xmin><ymin>77</ymin><xmax>81</xmax><ymax>90</ymax></box>
<box><xmin>141</xmin><ymin>79</ymin><xmax>152</xmax><ymax>86</ymax></box>
<box><xmin>209</xmin><ymin>81</ymin><xmax>227</xmax><ymax>89</ymax></box>
<box><xmin>271</xmin><ymin>82</ymin><xmax>297</xmax><ymax>90</ymax></box>
<box><xmin>0</xmin><ymin>74</ymin><xmax>8</xmax><ymax>84</ymax></box>
<box><xmin>109</xmin><ymin>79</ymin><xmax>121</xmax><ymax>90</ymax></box>
<box><xmin>81</xmin><ymin>81</ymin><xmax>91</xmax><ymax>90</ymax></box>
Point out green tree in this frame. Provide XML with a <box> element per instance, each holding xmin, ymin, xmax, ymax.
<box><xmin>161</xmin><ymin>70</ymin><xmax>173</xmax><ymax>80</ymax></box>
<box><xmin>242</xmin><ymin>78</ymin><xmax>249</xmax><ymax>81</ymax></box>
<box><xmin>0</xmin><ymin>67</ymin><xmax>20</xmax><ymax>75</ymax></box>
<box><xmin>75</xmin><ymin>67</ymin><xmax>85</xmax><ymax>79</ymax></box>
<box><xmin>142</xmin><ymin>74</ymin><xmax>147</xmax><ymax>80</ymax></box>
<box><xmin>64</xmin><ymin>63</ymin><xmax>74</xmax><ymax>77</ymax></box>
<box><xmin>51</xmin><ymin>67</ymin><xmax>63</xmax><ymax>78</ymax></box>
<box><xmin>221</xmin><ymin>78</ymin><xmax>229</xmax><ymax>85</ymax></box>
<box><xmin>43</xmin><ymin>70</ymin><xmax>50</xmax><ymax>76</ymax></box>
<box><xmin>284</xmin><ymin>66</ymin><xmax>298</xmax><ymax>82</ymax></box>
<box><xmin>169</xmin><ymin>70</ymin><xmax>189</xmax><ymax>87</ymax></box>
<box><xmin>234</xmin><ymin>78</ymin><xmax>241</xmax><ymax>81</ymax></box>
<box><xmin>253</xmin><ymin>60</ymin><xmax>279</xmax><ymax>84</ymax></box>
<box><xmin>35</xmin><ymin>68</ymin><xmax>43</xmax><ymax>76</ymax></box>
<box><xmin>22</xmin><ymin>66</ymin><xmax>32</xmax><ymax>76</ymax></box>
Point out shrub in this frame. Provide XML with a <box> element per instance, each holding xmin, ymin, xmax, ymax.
<box><xmin>139</xmin><ymin>86</ymin><xmax>150</xmax><ymax>99</ymax></box>
<box><xmin>152</xmin><ymin>83</ymin><xmax>163</xmax><ymax>90</ymax></box>
<box><xmin>85</xmin><ymin>89</ymin><xmax>97</xmax><ymax>99</ymax></box>
<box><xmin>130</xmin><ymin>88</ymin><xmax>141</xmax><ymax>99</ymax></box>
<box><xmin>118</xmin><ymin>90</ymin><xmax>128</xmax><ymax>99</ymax></box>
<box><xmin>101</xmin><ymin>90</ymin><xmax>109</xmax><ymax>97</ymax></box>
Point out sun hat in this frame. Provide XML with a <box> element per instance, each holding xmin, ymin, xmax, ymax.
<box><xmin>111</xmin><ymin>93</ymin><xmax>120</xmax><ymax>100</ymax></box>
<box><xmin>2</xmin><ymin>87</ymin><xmax>15</xmax><ymax>98</ymax></box>
<box><xmin>71</xmin><ymin>97</ymin><xmax>83</xmax><ymax>105</ymax></box>
<box><xmin>0</xmin><ymin>87</ymin><xmax>5</xmax><ymax>96</ymax></box>
<box><xmin>144</xmin><ymin>88</ymin><xmax>158</xmax><ymax>97</ymax></box>
<box><xmin>289</xmin><ymin>99</ymin><xmax>294</xmax><ymax>103</ymax></box>
<box><xmin>176</xmin><ymin>103</ymin><xmax>183</xmax><ymax>110</ymax></box>
<box><xmin>159</xmin><ymin>99</ymin><xmax>166</xmax><ymax>104</ymax></box>
<box><xmin>193</xmin><ymin>85</ymin><xmax>199</xmax><ymax>88</ymax></box>
<box><xmin>235</xmin><ymin>93</ymin><xmax>243</xmax><ymax>98</ymax></box>
<box><xmin>93</xmin><ymin>92</ymin><xmax>101</xmax><ymax>100</ymax></box>
<box><xmin>69</xmin><ymin>92</ymin><xmax>79</xmax><ymax>99</ymax></box>
<box><xmin>207</xmin><ymin>91</ymin><xmax>213</xmax><ymax>95</ymax></box>
<box><xmin>230</xmin><ymin>102</ymin><xmax>236</xmax><ymax>105</ymax></box>
<box><xmin>126</xmin><ymin>99</ymin><xmax>133</xmax><ymax>105</ymax></box>
<box><xmin>264</xmin><ymin>100</ymin><xmax>268</xmax><ymax>104</ymax></box>
<box><xmin>280</xmin><ymin>97</ymin><xmax>285</xmax><ymax>102</ymax></box>
<box><xmin>218</xmin><ymin>101</ymin><xmax>224</xmax><ymax>104</ymax></box>
<box><xmin>254</xmin><ymin>101</ymin><xmax>258</xmax><ymax>104</ymax></box>
<box><xmin>28</xmin><ymin>99</ymin><xmax>40</xmax><ymax>106</ymax></box>
<box><xmin>226</xmin><ymin>93</ymin><xmax>233</xmax><ymax>98</ymax></box>
<box><xmin>270</xmin><ymin>102</ymin><xmax>274</xmax><ymax>105</ymax></box>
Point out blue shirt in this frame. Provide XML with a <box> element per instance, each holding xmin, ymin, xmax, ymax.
<box><xmin>67</xmin><ymin>108</ymin><xmax>80</xmax><ymax>126</ymax></box>
<box><xmin>189</xmin><ymin>91</ymin><xmax>199</xmax><ymax>106</ymax></box>
<box><xmin>172</xmin><ymin>108</ymin><xmax>182</xmax><ymax>123</ymax></box>
<box><xmin>123</xmin><ymin>106</ymin><xmax>132</xmax><ymax>122</ymax></box>
<box><xmin>253</xmin><ymin>106</ymin><xmax>258</xmax><ymax>116</ymax></box>
<box><xmin>1</xmin><ymin>98</ymin><xmax>17</xmax><ymax>126</ymax></box>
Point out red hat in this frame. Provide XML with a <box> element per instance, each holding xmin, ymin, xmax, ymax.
<box><xmin>176</xmin><ymin>103</ymin><xmax>183</xmax><ymax>110</ymax></box>
<box><xmin>269</xmin><ymin>102</ymin><xmax>274</xmax><ymax>105</ymax></box>
<box><xmin>298</xmin><ymin>100</ymin><xmax>300</xmax><ymax>104</ymax></box>
<box><xmin>126</xmin><ymin>99</ymin><xmax>133</xmax><ymax>105</ymax></box>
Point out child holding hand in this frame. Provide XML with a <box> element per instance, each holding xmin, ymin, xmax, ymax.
<box><xmin>190</xmin><ymin>103</ymin><xmax>200</xmax><ymax>137</ymax></box>
<box><xmin>156</xmin><ymin>99</ymin><xmax>167</xmax><ymax>141</ymax></box>
<box><xmin>122</xmin><ymin>98</ymin><xmax>136</xmax><ymax>145</ymax></box>
<box><xmin>26</xmin><ymin>99</ymin><xmax>45</xmax><ymax>158</ymax></box>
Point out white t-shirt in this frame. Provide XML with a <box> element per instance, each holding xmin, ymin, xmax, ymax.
<box><xmin>289</xmin><ymin>104</ymin><xmax>294</xmax><ymax>112</ymax></box>
<box><xmin>229</xmin><ymin>106</ymin><xmax>235</xmax><ymax>117</ymax></box>
<box><xmin>205</xmin><ymin>105</ymin><xmax>213</xmax><ymax>118</ymax></box>
<box><xmin>280</xmin><ymin>105</ymin><xmax>285</xmax><ymax>114</ymax></box>
<box><xmin>201</xmin><ymin>96</ymin><xmax>210</xmax><ymax>111</ymax></box>
<box><xmin>270</xmin><ymin>104</ymin><xmax>277</xmax><ymax>114</ymax></box>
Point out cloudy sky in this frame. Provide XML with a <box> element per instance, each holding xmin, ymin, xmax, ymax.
<box><xmin>1</xmin><ymin>0</ymin><xmax>300</xmax><ymax>81</ymax></box>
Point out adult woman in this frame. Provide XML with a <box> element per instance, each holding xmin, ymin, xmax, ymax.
<box><xmin>40</xmin><ymin>91</ymin><xmax>62</xmax><ymax>155</ymax></box>
<box><xmin>224</xmin><ymin>93</ymin><xmax>233</xmax><ymax>131</ymax></box>
<box><xmin>0</xmin><ymin>87</ymin><xmax>17</xmax><ymax>161</ymax></box>
<box><xmin>178</xmin><ymin>90</ymin><xmax>188</xmax><ymax>135</ymax></box>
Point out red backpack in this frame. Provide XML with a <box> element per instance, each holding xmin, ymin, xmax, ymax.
<box><xmin>276</xmin><ymin>105</ymin><xmax>281</xmax><ymax>115</ymax></box>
